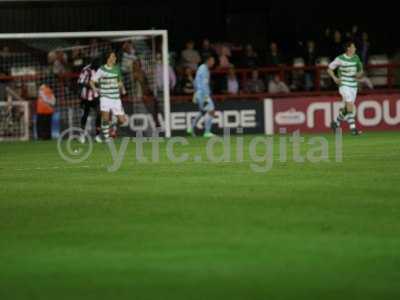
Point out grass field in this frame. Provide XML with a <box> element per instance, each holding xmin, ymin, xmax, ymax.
<box><xmin>1</xmin><ymin>131</ymin><xmax>400</xmax><ymax>300</ymax></box>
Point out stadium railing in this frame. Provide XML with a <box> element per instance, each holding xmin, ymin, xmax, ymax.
<box><xmin>171</xmin><ymin>88</ymin><xmax>400</xmax><ymax>104</ymax></box>
<box><xmin>211</xmin><ymin>63</ymin><xmax>400</xmax><ymax>91</ymax></box>
<box><xmin>0</xmin><ymin>63</ymin><xmax>399</xmax><ymax>105</ymax></box>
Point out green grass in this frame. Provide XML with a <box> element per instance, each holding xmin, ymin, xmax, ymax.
<box><xmin>1</xmin><ymin>132</ymin><xmax>400</xmax><ymax>300</ymax></box>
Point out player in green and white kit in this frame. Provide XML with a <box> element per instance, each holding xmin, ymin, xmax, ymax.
<box><xmin>90</xmin><ymin>51</ymin><xmax>127</xmax><ymax>141</ymax></box>
<box><xmin>328</xmin><ymin>41</ymin><xmax>363</xmax><ymax>135</ymax></box>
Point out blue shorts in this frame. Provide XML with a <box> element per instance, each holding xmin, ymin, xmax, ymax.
<box><xmin>194</xmin><ymin>92</ymin><xmax>215</xmax><ymax>112</ymax></box>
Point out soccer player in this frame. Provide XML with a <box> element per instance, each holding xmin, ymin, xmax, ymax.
<box><xmin>328</xmin><ymin>41</ymin><xmax>363</xmax><ymax>135</ymax></box>
<box><xmin>187</xmin><ymin>55</ymin><xmax>216</xmax><ymax>138</ymax></box>
<box><xmin>90</xmin><ymin>51</ymin><xmax>127</xmax><ymax>141</ymax></box>
<box><xmin>78</xmin><ymin>58</ymin><xmax>101</xmax><ymax>143</ymax></box>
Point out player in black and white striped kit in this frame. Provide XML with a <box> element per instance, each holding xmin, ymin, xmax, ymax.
<box><xmin>78</xmin><ymin>58</ymin><xmax>102</xmax><ymax>143</ymax></box>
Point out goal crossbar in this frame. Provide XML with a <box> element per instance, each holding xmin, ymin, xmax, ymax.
<box><xmin>0</xmin><ymin>30</ymin><xmax>171</xmax><ymax>138</ymax></box>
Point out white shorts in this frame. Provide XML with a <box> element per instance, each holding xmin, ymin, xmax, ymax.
<box><xmin>100</xmin><ymin>98</ymin><xmax>125</xmax><ymax>116</ymax></box>
<box><xmin>339</xmin><ymin>86</ymin><xmax>358</xmax><ymax>103</ymax></box>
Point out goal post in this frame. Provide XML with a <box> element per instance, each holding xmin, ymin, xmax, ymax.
<box><xmin>0</xmin><ymin>87</ymin><xmax>29</xmax><ymax>141</ymax></box>
<box><xmin>0</xmin><ymin>30</ymin><xmax>171</xmax><ymax>139</ymax></box>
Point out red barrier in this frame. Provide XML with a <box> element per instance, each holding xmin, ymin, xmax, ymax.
<box><xmin>265</xmin><ymin>94</ymin><xmax>400</xmax><ymax>134</ymax></box>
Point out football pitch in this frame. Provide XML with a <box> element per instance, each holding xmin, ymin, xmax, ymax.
<box><xmin>1</xmin><ymin>131</ymin><xmax>400</xmax><ymax>300</ymax></box>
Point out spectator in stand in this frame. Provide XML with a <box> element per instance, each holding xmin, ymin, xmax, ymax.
<box><xmin>200</xmin><ymin>39</ymin><xmax>216</xmax><ymax>62</ymax></box>
<box><xmin>244</xmin><ymin>69</ymin><xmax>265</xmax><ymax>93</ymax></box>
<box><xmin>393</xmin><ymin>48</ymin><xmax>400</xmax><ymax>87</ymax></box>
<box><xmin>303</xmin><ymin>40</ymin><xmax>317</xmax><ymax>66</ymax></box>
<box><xmin>351</xmin><ymin>25</ymin><xmax>362</xmax><ymax>47</ymax></box>
<box><xmin>268</xmin><ymin>73</ymin><xmax>290</xmax><ymax>94</ymax></box>
<box><xmin>154</xmin><ymin>53</ymin><xmax>176</xmax><ymax>127</ymax></box>
<box><xmin>89</xmin><ymin>39</ymin><xmax>100</xmax><ymax>59</ymax></box>
<box><xmin>265</xmin><ymin>42</ymin><xmax>284</xmax><ymax>67</ymax></box>
<box><xmin>303</xmin><ymin>40</ymin><xmax>318</xmax><ymax>91</ymax></box>
<box><xmin>57</xmin><ymin>49</ymin><xmax>67</xmax><ymax>74</ymax></box>
<box><xmin>132</xmin><ymin>60</ymin><xmax>149</xmax><ymax>99</ymax></box>
<box><xmin>0</xmin><ymin>46</ymin><xmax>10</xmax><ymax>103</ymax></box>
<box><xmin>229</xmin><ymin>43</ymin><xmax>244</xmax><ymax>66</ymax></box>
<box><xmin>181</xmin><ymin>40</ymin><xmax>201</xmax><ymax>71</ymax></box>
<box><xmin>218</xmin><ymin>44</ymin><xmax>233</xmax><ymax>69</ymax></box>
<box><xmin>241</xmin><ymin>44</ymin><xmax>259</xmax><ymax>68</ymax></box>
<box><xmin>0</xmin><ymin>47</ymin><xmax>10</xmax><ymax>72</ymax></box>
<box><xmin>71</xmin><ymin>44</ymin><xmax>85</xmax><ymax>73</ymax></box>
<box><xmin>120</xmin><ymin>41</ymin><xmax>137</xmax><ymax>74</ymax></box>
<box><xmin>294</xmin><ymin>40</ymin><xmax>305</xmax><ymax>59</ymax></box>
<box><xmin>331</xmin><ymin>30</ymin><xmax>343</xmax><ymax>60</ymax></box>
<box><xmin>222</xmin><ymin>67</ymin><xmax>240</xmax><ymax>95</ymax></box>
<box><xmin>1</xmin><ymin>46</ymin><xmax>11</xmax><ymax>57</ymax></box>
<box><xmin>48</xmin><ymin>49</ymin><xmax>67</xmax><ymax>76</ymax></box>
<box><xmin>320</xmin><ymin>28</ymin><xmax>332</xmax><ymax>57</ymax></box>
<box><xmin>359</xmin><ymin>32</ymin><xmax>370</xmax><ymax>66</ymax></box>
<box><xmin>179</xmin><ymin>67</ymin><xmax>195</xmax><ymax>95</ymax></box>
<box><xmin>174</xmin><ymin>65</ymin><xmax>184</xmax><ymax>94</ymax></box>
<box><xmin>155</xmin><ymin>53</ymin><xmax>176</xmax><ymax>93</ymax></box>
<box><xmin>120</xmin><ymin>41</ymin><xmax>137</xmax><ymax>96</ymax></box>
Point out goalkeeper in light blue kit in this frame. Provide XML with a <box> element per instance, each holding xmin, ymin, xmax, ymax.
<box><xmin>187</xmin><ymin>55</ymin><xmax>216</xmax><ymax>137</ymax></box>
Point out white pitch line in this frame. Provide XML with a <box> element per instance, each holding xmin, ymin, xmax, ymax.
<box><xmin>6</xmin><ymin>153</ymin><xmax>399</xmax><ymax>173</ymax></box>
<box><xmin>12</xmin><ymin>165</ymin><xmax>103</xmax><ymax>172</ymax></box>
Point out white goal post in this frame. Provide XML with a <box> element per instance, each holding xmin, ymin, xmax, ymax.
<box><xmin>0</xmin><ymin>30</ymin><xmax>171</xmax><ymax>138</ymax></box>
<box><xmin>0</xmin><ymin>87</ymin><xmax>29</xmax><ymax>141</ymax></box>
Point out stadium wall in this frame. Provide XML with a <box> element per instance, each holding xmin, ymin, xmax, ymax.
<box><xmin>264</xmin><ymin>93</ymin><xmax>400</xmax><ymax>134</ymax></box>
<box><xmin>27</xmin><ymin>92</ymin><xmax>400</xmax><ymax>139</ymax></box>
<box><xmin>164</xmin><ymin>92</ymin><xmax>400</xmax><ymax>135</ymax></box>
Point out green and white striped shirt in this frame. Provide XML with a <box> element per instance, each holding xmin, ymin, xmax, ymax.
<box><xmin>93</xmin><ymin>64</ymin><xmax>123</xmax><ymax>100</ymax></box>
<box><xmin>329</xmin><ymin>54</ymin><xmax>363</xmax><ymax>89</ymax></box>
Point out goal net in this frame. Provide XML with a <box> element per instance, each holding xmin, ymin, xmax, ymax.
<box><xmin>0</xmin><ymin>87</ymin><xmax>29</xmax><ymax>141</ymax></box>
<box><xmin>0</xmin><ymin>30</ymin><xmax>171</xmax><ymax>141</ymax></box>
